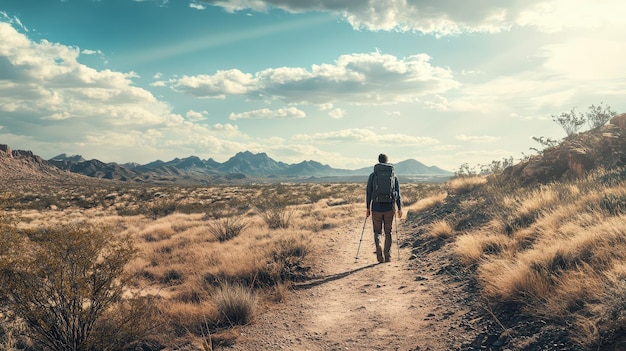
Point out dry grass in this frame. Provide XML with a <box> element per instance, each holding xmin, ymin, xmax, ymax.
<box><xmin>425</xmin><ymin>220</ymin><xmax>454</xmax><ymax>239</ymax></box>
<box><xmin>207</xmin><ymin>216</ymin><xmax>249</xmax><ymax>242</ymax></box>
<box><xmin>404</xmin><ymin>192</ymin><xmax>447</xmax><ymax>219</ymax></box>
<box><xmin>213</xmin><ymin>282</ymin><xmax>256</xmax><ymax>327</ymax></box>
<box><xmin>451</xmin><ymin>167</ymin><xmax>626</xmax><ymax>348</ymax></box>
<box><xmin>447</xmin><ymin>176</ymin><xmax>487</xmax><ymax>195</ymax></box>
<box><xmin>454</xmin><ymin>226</ymin><xmax>511</xmax><ymax>266</ymax></box>
<box><xmin>0</xmin><ymin>181</ymin><xmax>371</xmax><ymax>348</ymax></box>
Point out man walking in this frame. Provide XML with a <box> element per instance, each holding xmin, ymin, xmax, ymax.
<box><xmin>366</xmin><ymin>153</ymin><xmax>402</xmax><ymax>263</ymax></box>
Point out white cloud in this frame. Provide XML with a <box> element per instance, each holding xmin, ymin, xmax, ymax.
<box><xmin>174</xmin><ymin>70</ymin><xmax>254</xmax><ymax>98</ymax></box>
<box><xmin>328</xmin><ymin>108</ymin><xmax>345</xmax><ymax>119</ymax></box>
<box><xmin>456</xmin><ymin>134</ymin><xmax>501</xmax><ymax>143</ymax></box>
<box><xmin>150</xmin><ymin>80</ymin><xmax>167</xmax><ymax>87</ymax></box>
<box><xmin>292</xmin><ymin>128</ymin><xmax>439</xmax><ymax>145</ymax></box>
<box><xmin>424</xmin><ymin>95</ymin><xmax>450</xmax><ymax>111</ymax></box>
<box><xmin>229</xmin><ymin>107</ymin><xmax>306</xmax><ymax>120</ymax></box>
<box><xmin>0</xmin><ymin>21</ymin><xmax>254</xmax><ymax>163</ymax></box>
<box><xmin>197</xmin><ymin>0</ymin><xmax>626</xmax><ymax>34</ymax></box>
<box><xmin>211</xmin><ymin>123</ymin><xmax>242</xmax><ymax>135</ymax></box>
<box><xmin>319</xmin><ymin>103</ymin><xmax>334</xmax><ymax>111</ymax></box>
<box><xmin>186</xmin><ymin>110</ymin><xmax>208</xmax><ymax>121</ymax></box>
<box><xmin>517</xmin><ymin>0</ymin><xmax>626</xmax><ymax>32</ymax></box>
<box><xmin>0</xmin><ymin>22</ymin><xmax>169</xmax><ymax>130</ymax></box>
<box><xmin>0</xmin><ymin>11</ymin><xmax>28</xmax><ymax>31</ymax></box>
<box><xmin>190</xmin><ymin>2</ymin><xmax>206</xmax><ymax>10</ymax></box>
<box><xmin>540</xmin><ymin>37</ymin><xmax>626</xmax><ymax>82</ymax></box>
<box><xmin>173</xmin><ymin>52</ymin><xmax>459</xmax><ymax>105</ymax></box>
<box><xmin>81</xmin><ymin>49</ymin><xmax>102</xmax><ymax>55</ymax></box>
<box><xmin>436</xmin><ymin>31</ymin><xmax>626</xmax><ymax>117</ymax></box>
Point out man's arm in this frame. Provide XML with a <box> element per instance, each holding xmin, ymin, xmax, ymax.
<box><xmin>395</xmin><ymin>177</ymin><xmax>403</xmax><ymax>218</ymax></box>
<box><xmin>366</xmin><ymin>173</ymin><xmax>373</xmax><ymax>217</ymax></box>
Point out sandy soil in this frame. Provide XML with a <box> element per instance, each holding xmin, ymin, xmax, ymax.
<box><xmin>224</xmin><ymin>218</ymin><xmax>479</xmax><ymax>351</ymax></box>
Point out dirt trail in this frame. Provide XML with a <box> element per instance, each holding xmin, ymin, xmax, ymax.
<box><xmin>226</xmin><ymin>218</ymin><xmax>476</xmax><ymax>351</ymax></box>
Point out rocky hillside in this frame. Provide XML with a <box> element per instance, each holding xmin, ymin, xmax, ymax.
<box><xmin>0</xmin><ymin>145</ymin><xmax>81</xmax><ymax>186</ymax></box>
<box><xmin>501</xmin><ymin>113</ymin><xmax>626</xmax><ymax>185</ymax></box>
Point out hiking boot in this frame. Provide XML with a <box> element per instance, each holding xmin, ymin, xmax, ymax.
<box><xmin>376</xmin><ymin>245</ymin><xmax>384</xmax><ymax>263</ymax></box>
<box><xmin>384</xmin><ymin>256</ymin><xmax>390</xmax><ymax>263</ymax></box>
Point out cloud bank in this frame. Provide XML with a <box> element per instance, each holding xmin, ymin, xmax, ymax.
<box><xmin>197</xmin><ymin>0</ymin><xmax>625</xmax><ymax>34</ymax></box>
<box><xmin>173</xmin><ymin>52</ymin><xmax>459</xmax><ymax>105</ymax></box>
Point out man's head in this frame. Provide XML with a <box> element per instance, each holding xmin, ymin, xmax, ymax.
<box><xmin>378</xmin><ymin>153</ymin><xmax>388</xmax><ymax>163</ymax></box>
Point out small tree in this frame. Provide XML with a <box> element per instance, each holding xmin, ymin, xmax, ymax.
<box><xmin>455</xmin><ymin>163</ymin><xmax>477</xmax><ymax>177</ymax></box>
<box><xmin>479</xmin><ymin>156</ymin><xmax>515</xmax><ymax>175</ymax></box>
<box><xmin>530</xmin><ymin>136</ymin><xmax>560</xmax><ymax>154</ymax></box>
<box><xmin>0</xmin><ymin>222</ymin><xmax>138</xmax><ymax>351</ymax></box>
<box><xmin>552</xmin><ymin>107</ymin><xmax>586</xmax><ymax>137</ymax></box>
<box><xmin>586</xmin><ymin>102</ymin><xmax>616</xmax><ymax>129</ymax></box>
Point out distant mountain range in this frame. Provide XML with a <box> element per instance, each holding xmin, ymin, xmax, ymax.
<box><xmin>47</xmin><ymin>150</ymin><xmax>452</xmax><ymax>182</ymax></box>
<box><xmin>1</xmin><ymin>143</ymin><xmax>452</xmax><ymax>183</ymax></box>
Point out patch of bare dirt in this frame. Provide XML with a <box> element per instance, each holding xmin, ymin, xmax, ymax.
<box><xmin>221</xmin><ymin>218</ymin><xmax>485</xmax><ymax>351</ymax></box>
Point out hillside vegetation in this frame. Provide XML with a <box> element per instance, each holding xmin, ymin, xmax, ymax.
<box><xmin>405</xmin><ymin>113</ymin><xmax>626</xmax><ymax>349</ymax></box>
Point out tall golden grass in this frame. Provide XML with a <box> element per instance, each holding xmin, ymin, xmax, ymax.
<box><xmin>451</xmin><ymin>168</ymin><xmax>626</xmax><ymax>347</ymax></box>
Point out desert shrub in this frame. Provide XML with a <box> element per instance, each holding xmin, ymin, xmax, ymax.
<box><xmin>88</xmin><ymin>296</ymin><xmax>165</xmax><ymax>351</ymax></box>
<box><xmin>208</xmin><ymin>217</ymin><xmax>249</xmax><ymax>242</ymax></box>
<box><xmin>552</xmin><ymin>107</ymin><xmax>586</xmax><ymax>137</ymax></box>
<box><xmin>586</xmin><ymin>102</ymin><xmax>616</xmax><ymax>130</ymax></box>
<box><xmin>148</xmin><ymin>199</ymin><xmax>178</xmax><ymax>219</ymax></box>
<box><xmin>213</xmin><ymin>283</ymin><xmax>256</xmax><ymax>327</ymax></box>
<box><xmin>256</xmin><ymin>202</ymin><xmax>295</xmax><ymax>229</ymax></box>
<box><xmin>0</xmin><ymin>222</ymin><xmax>138</xmax><ymax>351</ymax></box>
<box><xmin>530</xmin><ymin>136</ymin><xmax>560</xmax><ymax>154</ymax></box>
<box><xmin>269</xmin><ymin>233</ymin><xmax>312</xmax><ymax>282</ymax></box>
<box><xmin>547</xmin><ymin>103</ymin><xmax>616</xmax><ymax>138</ymax></box>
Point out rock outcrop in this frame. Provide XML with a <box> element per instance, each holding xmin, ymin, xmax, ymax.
<box><xmin>501</xmin><ymin>114</ymin><xmax>626</xmax><ymax>185</ymax></box>
<box><xmin>0</xmin><ymin>144</ymin><xmax>12</xmax><ymax>157</ymax></box>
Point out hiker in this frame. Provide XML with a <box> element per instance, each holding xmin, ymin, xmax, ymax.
<box><xmin>366</xmin><ymin>153</ymin><xmax>402</xmax><ymax>263</ymax></box>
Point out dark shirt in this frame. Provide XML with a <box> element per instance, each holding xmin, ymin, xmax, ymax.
<box><xmin>366</xmin><ymin>164</ymin><xmax>402</xmax><ymax>212</ymax></box>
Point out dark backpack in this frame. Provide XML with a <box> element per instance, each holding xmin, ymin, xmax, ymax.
<box><xmin>372</xmin><ymin>163</ymin><xmax>396</xmax><ymax>203</ymax></box>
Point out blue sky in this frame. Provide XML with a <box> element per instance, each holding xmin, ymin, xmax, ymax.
<box><xmin>0</xmin><ymin>0</ymin><xmax>624</xmax><ymax>171</ymax></box>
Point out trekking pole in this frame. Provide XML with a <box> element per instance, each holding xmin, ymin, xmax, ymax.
<box><xmin>395</xmin><ymin>212</ymin><xmax>400</xmax><ymax>260</ymax></box>
<box><xmin>354</xmin><ymin>216</ymin><xmax>368</xmax><ymax>262</ymax></box>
